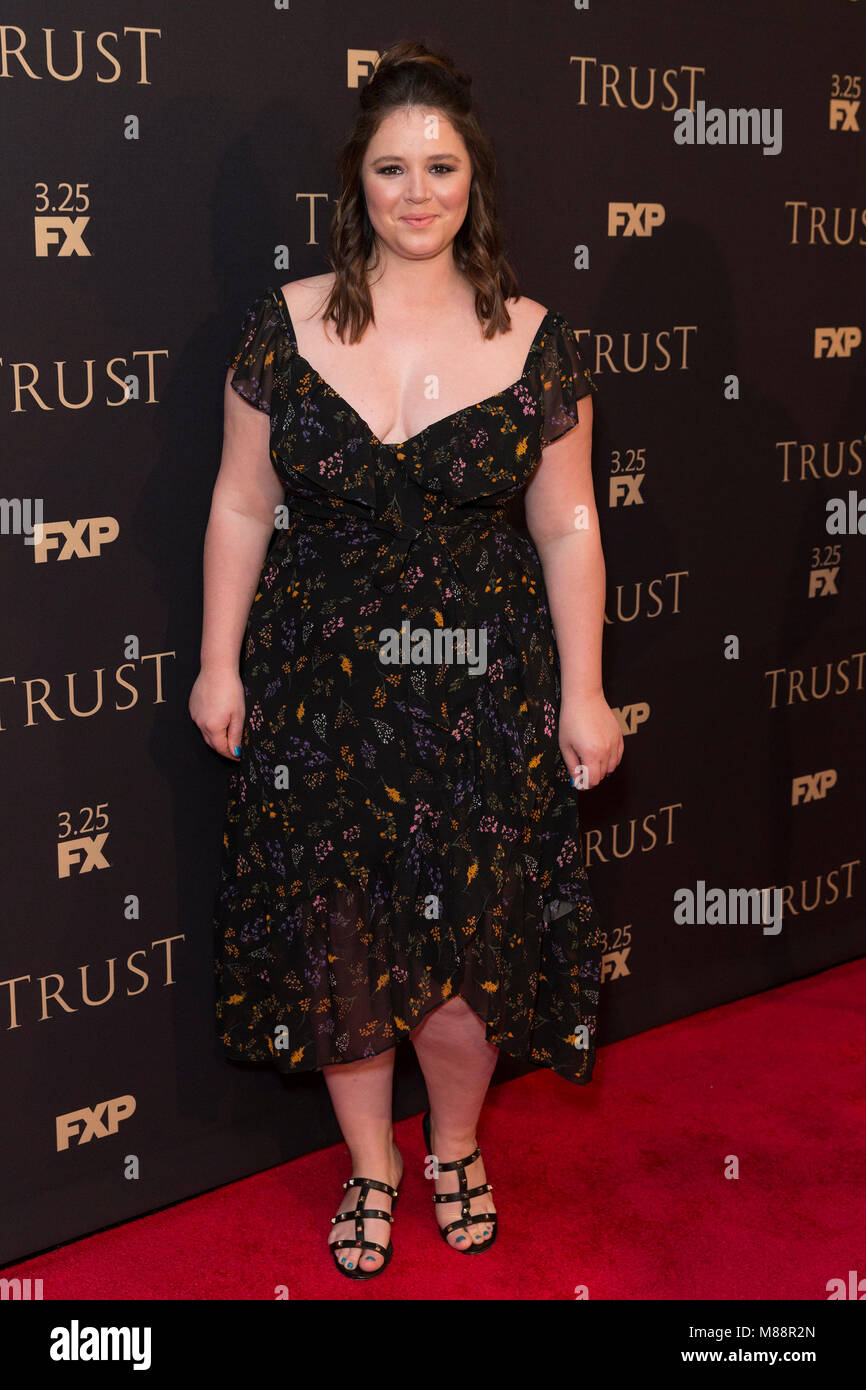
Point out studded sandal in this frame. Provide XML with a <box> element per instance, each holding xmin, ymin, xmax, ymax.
<box><xmin>422</xmin><ymin>1108</ymin><xmax>497</xmax><ymax>1253</ymax></box>
<box><xmin>329</xmin><ymin>1176</ymin><xmax>400</xmax><ymax>1280</ymax></box>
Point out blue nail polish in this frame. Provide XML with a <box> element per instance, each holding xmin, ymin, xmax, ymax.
<box><xmin>233</xmin><ymin>746</ymin><xmax>241</xmax><ymax>756</ymax></box>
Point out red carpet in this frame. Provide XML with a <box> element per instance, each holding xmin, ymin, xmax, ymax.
<box><xmin>6</xmin><ymin>959</ymin><xmax>863</xmax><ymax>1300</ymax></box>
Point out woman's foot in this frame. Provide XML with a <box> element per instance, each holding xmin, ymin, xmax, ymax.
<box><xmin>426</xmin><ymin>1115</ymin><xmax>496</xmax><ymax>1250</ymax></box>
<box><xmin>328</xmin><ymin>1140</ymin><xmax>403</xmax><ymax>1274</ymax></box>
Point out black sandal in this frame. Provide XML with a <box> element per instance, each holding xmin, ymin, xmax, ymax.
<box><xmin>329</xmin><ymin>1176</ymin><xmax>400</xmax><ymax>1280</ymax></box>
<box><xmin>422</xmin><ymin>1109</ymin><xmax>497</xmax><ymax>1253</ymax></box>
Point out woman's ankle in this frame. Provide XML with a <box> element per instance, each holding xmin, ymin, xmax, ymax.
<box><xmin>428</xmin><ymin>1117</ymin><xmax>478</xmax><ymax>1159</ymax></box>
<box><xmin>348</xmin><ymin>1133</ymin><xmax>401</xmax><ymax>1182</ymax></box>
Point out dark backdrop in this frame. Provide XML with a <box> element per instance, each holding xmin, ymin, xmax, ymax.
<box><xmin>1</xmin><ymin>1</ymin><xmax>864</xmax><ymax>1265</ymax></box>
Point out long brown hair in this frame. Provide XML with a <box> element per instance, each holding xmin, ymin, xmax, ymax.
<box><xmin>320</xmin><ymin>38</ymin><xmax>521</xmax><ymax>344</ymax></box>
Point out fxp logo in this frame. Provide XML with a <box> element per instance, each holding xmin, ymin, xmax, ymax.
<box><xmin>791</xmin><ymin>770</ymin><xmax>837</xmax><ymax>805</ymax></box>
<box><xmin>814</xmin><ymin>327</ymin><xmax>861</xmax><ymax>358</ymax></box>
<box><xmin>607</xmin><ymin>203</ymin><xmax>665</xmax><ymax>237</ymax></box>
<box><xmin>56</xmin><ymin>1096</ymin><xmax>136</xmax><ymax>1151</ymax></box>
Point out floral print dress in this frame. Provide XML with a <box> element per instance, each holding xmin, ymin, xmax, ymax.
<box><xmin>213</xmin><ymin>284</ymin><xmax>603</xmax><ymax>1086</ymax></box>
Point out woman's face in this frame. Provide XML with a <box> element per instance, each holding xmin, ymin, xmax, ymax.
<box><xmin>361</xmin><ymin>105</ymin><xmax>472</xmax><ymax>263</ymax></box>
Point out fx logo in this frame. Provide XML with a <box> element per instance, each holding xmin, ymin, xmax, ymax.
<box><xmin>613</xmin><ymin>702</ymin><xmax>649</xmax><ymax>735</ymax></box>
<box><xmin>609</xmin><ymin>475</ymin><xmax>645</xmax><ymax>506</ymax></box>
<box><xmin>791</xmin><ymin>770</ymin><xmax>837</xmax><ymax>805</ymax></box>
<box><xmin>56</xmin><ymin>1095</ymin><xmax>136</xmax><ymax>1151</ymax></box>
<box><xmin>34</xmin><ymin>217</ymin><xmax>91</xmax><ymax>258</ymax></box>
<box><xmin>602</xmin><ymin>948</ymin><xmax>630</xmax><ymax>981</ymax></box>
<box><xmin>57</xmin><ymin>835</ymin><xmax>110</xmax><ymax>878</ymax></box>
<box><xmin>829</xmin><ymin>99</ymin><xmax>860</xmax><ymax>132</ymax></box>
<box><xmin>814</xmin><ymin>327</ymin><xmax>861</xmax><ymax>358</ymax></box>
<box><xmin>607</xmin><ymin>202</ymin><xmax>665</xmax><ymax>236</ymax></box>
<box><xmin>808</xmin><ymin>567</ymin><xmax>838</xmax><ymax>597</ymax></box>
<box><xmin>32</xmin><ymin>517</ymin><xmax>119</xmax><ymax>563</ymax></box>
<box><xmin>347</xmin><ymin>49</ymin><xmax>380</xmax><ymax>87</ymax></box>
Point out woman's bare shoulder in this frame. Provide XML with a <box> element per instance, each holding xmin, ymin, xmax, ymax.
<box><xmin>503</xmin><ymin>293</ymin><xmax>549</xmax><ymax>336</ymax></box>
<box><xmin>278</xmin><ymin>273</ymin><xmax>335</xmax><ymax>323</ymax></box>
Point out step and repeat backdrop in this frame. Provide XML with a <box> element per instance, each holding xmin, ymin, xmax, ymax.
<box><xmin>1</xmin><ymin>1</ymin><xmax>864</xmax><ymax>1265</ymax></box>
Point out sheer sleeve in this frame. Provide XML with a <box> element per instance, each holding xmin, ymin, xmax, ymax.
<box><xmin>225</xmin><ymin>291</ymin><xmax>288</xmax><ymax>415</ymax></box>
<box><xmin>538</xmin><ymin>313</ymin><xmax>597</xmax><ymax>446</ymax></box>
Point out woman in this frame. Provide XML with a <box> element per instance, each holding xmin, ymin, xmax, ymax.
<box><xmin>190</xmin><ymin>39</ymin><xmax>622</xmax><ymax>1281</ymax></box>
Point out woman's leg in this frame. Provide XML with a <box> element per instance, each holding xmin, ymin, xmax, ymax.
<box><xmin>324</xmin><ymin>1046</ymin><xmax>403</xmax><ymax>1273</ymax></box>
<box><xmin>410</xmin><ymin>995</ymin><xmax>499</xmax><ymax>1249</ymax></box>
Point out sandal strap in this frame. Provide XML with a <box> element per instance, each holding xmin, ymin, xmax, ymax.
<box><xmin>441</xmin><ymin>1212</ymin><xmax>498</xmax><ymax>1238</ymax></box>
<box><xmin>344</xmin><ymin>1176</ymin><xmax>399</xmax><ymax>1199</ymax></box>
<box><xmin>433</xmin><ymin>1148</ymin><xmax>481</xmax><ymax>1172</ymax></box>
<box><xmin>332</xmin><ymin>1208</ymin><xmax>393</xmax><ymax>1224</ymax></box>
<box><xmin>433</xmin><ymin>1182</ymin><xmax>493</xmax><ymax>1204</ymax></box>
<box><xmin>331</xmin><ymin>1174</ymin><xmax>398</xmax><ymax>1255</ymax></box>
<box><xmin>331</xmin><ymin>1238</ymin><xmax>389</xmax><ymax>1255</ymax></box>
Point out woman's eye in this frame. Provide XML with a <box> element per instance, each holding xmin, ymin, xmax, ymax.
<box><xmin>377</xmin><ymin>164</ymin><xmax>455</xmax><ymax>176</ymax></box>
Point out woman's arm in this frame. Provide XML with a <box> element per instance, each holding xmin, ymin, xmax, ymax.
<box><xmin>524</xmin><ymin>397</ymin><xmax>623</xmax><ymax>788</ymax></box>
<box><xmin>189</xmin><ymin>371</ymin><xmax>285</xmax><ymax>758</ymax></box>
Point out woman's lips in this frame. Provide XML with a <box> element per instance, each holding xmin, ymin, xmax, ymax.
<box><xmin>401</xmin><ymin>214</ymin><xmax>435</xmax><ymax>226</ymax></box>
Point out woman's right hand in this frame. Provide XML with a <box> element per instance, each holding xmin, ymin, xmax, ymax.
<box><xmin>189</xmin><ymin>666</ymin><xmax>246</xmax><ymax>760</ymax></box>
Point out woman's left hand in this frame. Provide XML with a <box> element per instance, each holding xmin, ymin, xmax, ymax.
<box><xmin>558</xmin><ymin>693</ymin><xmax>623</xmax><ymax>789</ymax></box>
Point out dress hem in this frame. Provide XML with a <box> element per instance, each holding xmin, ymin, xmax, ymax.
<box><xmin>217</xmin><ymin>968</ymin><xmax>597</xmax><ymax>1088</ymax></box>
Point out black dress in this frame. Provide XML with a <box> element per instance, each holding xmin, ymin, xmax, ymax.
<box><xmin>213</xmin><ymin>285</ymin><xmax>603</xmax><ymax>1085</ymax></box>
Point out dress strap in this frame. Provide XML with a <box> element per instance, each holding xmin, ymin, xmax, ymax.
<box><xmin>270</xmin><ymin>284</ymin><xmax>300</xmax><ymax>353</ymax></box>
